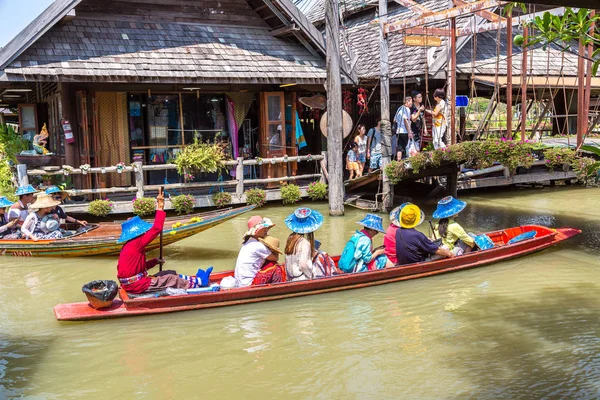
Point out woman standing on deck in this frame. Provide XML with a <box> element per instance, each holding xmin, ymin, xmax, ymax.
<box><xmin>354</xmin><ymin>124</ymin><xmax>368</xmax><ymax>176</ymax></box>
<box><xmin>284</xmin><ymin>207</ymin><xmax>324</xmax><ymax>281</ymax></box>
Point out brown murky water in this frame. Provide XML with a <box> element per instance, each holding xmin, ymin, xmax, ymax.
<box><xmin>1</xmin><ymin>186</ymin><xmax>599</xmax><ymax>399</ymax></box>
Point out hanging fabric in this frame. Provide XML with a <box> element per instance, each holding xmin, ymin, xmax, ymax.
<box><xmin>296</xmin><ymin>111</ymin><xmax>307</xmax><ymax>149</ymax></box>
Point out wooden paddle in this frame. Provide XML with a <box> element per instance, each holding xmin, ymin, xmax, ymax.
<box><xmin>158</xmin><ymin>186</ymin><xmax>164</xmax><ymax>272</ymax></box>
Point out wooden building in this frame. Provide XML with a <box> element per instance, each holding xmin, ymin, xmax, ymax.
<box><xmin>0</xmin><ymin>0</ymin><xmax>355</xmax><ymax>190</ymax></box>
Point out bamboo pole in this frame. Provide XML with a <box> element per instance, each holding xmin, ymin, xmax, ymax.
<box><xmin>506</xmin><ymin>13</ymin><xmax>513</xmax><ymax>139</ymax></box>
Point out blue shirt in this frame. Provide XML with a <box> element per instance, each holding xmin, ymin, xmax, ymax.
<box><xmin>347</xmin><ymin>150</ymin><xmax>357</xmax><ymax>162</ymax></box>
<box><xmin>395</xmin><ymin>228</ymin><xmax>440</xmax><ymax>265</ymax></box>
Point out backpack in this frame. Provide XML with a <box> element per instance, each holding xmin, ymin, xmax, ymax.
<box><xmin>339</xmin><ymin>231</ymin><xmax>368</xmax><ymax>273</ymax></box>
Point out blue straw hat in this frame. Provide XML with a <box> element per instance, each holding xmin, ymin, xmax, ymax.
<box><xmin>45</xmin><ymin>186</ymin><xmax>69</xmax><ymax>200</ymax></box>
<box><xmin>0</xmin><ymin>196</ymin><xmax>13</xmax><ymax>208</ymax></box>
<box><xmin>432</xmin><ymin>196</ymin><xmax>467</xmax><ymax>219</ymax></box>
<box><xmin>285</xmin><ymin>207</ymin><xmax>324</xmax><ymax>234</ymax></box>
<box><xmin>390</xmin><ymin>202</ymin><xmax>425</xmax><ymax>228</ymax></box>
<box><xmin>357</xmin><ymin>213</ymin><xmax>385</xmax><ymax>233</ymax></box>
<box><xmin>15</xmin><ymin>185</ymin><xmax>38</xmax><ymax>196</ymax></box>
<box><xmin>118</xmin><ymin>216</ymin><xmax>153</xmax><ymax>243</ymax></box>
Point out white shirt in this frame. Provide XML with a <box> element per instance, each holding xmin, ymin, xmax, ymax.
<box><xmin>285</xmin><ymin>237</ymin><xmax>313</xmax><ymax>281</ymax></box>
<box><xmin>234</xmin><ymin>238</ymin><xmax>272</xmax><ymax>287</ymax></box>
<box><xmin>395</xmin><ymin>106</ymin><xmax>412</xmax><ymax>134</ymax></box>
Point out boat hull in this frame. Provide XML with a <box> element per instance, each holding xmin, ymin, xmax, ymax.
<box><xmin>54</xmin><ymin>225</ymin><xmax>581</xmax><ymax>321</ymax></box>
<box><xmin>1</xmin><ymin>205</ymin><xmax>254</xmax><ymax>257</ymax></box>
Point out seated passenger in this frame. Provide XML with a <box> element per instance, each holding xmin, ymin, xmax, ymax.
<box><xmin>234</xmin><ymin>216</ymin><xmax>276</xmax><ymax>287</ymax></box>
<box><xmin>312</xmin><ymin>239</ymin><xmax>340</xmax><ymax>276</ymax></box>
<box><xmin>8</xmin><ymin>185</ymin><xmax>38</xmax><ymax>229</ymax></box>
<box><xmin>433</xmin><ymin>196</ymin><xmax>475</xmax><ymax>256</ymax></box>
<box><xmin>251</xmin><ymin>236</ymin><xmax>286</xmax><ymax>286</ymax></box>
<box><xmin>339</xmin><ymin>214</ymin><xmax>394</xmax><ymax>273</ymax></box>
<box><xmin>396</xmin><ymin>204</ymin><xmax>453</xmax><ymax>265</ymax></box>
<box><xmin>384</xmin><ymin>203</ymin><xmax>425</xmax><ymax>264</ymax></box>
<box><xmin>117</xmin><ymin>191</ymin><xmax>205</xmax><ymax>294</ymax></box>
<box><xmin>284</xmin><ymin>207</ymin><xmax>324</xmax><ymax>281</ymax></box>
<box><xmin>45</xmin><ymin>186</ymin><xmax>87</xmax><ymax>228</ymax></box>
<box><xmin>21</xmin><ymin>194</ymin><xmax>64</xmax><ymax>241</ymax></box>
<box><xmin>0</xmin><ymin>196</ymin><xmax>20</xmax><ymax>239</ymax></box>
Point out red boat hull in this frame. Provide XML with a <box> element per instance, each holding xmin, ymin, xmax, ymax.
<box><xmin>54</xmin><ymin>225</ymin><xmax>581</xmax><ymax>321</ymax></box>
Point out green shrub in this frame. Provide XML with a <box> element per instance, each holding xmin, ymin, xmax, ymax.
<box><xmin>0</xmin><ymin>124</ymin><xmax>28</xmax><ymax>163</ymax></box>
<box><xmin>306</xmin><ymin>181</ymin><xmax>327</xmax><ymax>200</ymax></box>
<box><xmin>543</xmin><ymin>147</ymin><xmax>576</xmax><ymax>171</ymax></box>
<box><xmin>174</xmin><ymin>139</ymin><xmax>224</xmax><ymax>175</ymax></box>
<box><xmin>132</xmin><ymin>197</ymin><xmax>156</xmax><ymax>216</ymax></box>
<box><xmin>281</xmin><ymin>183</ymin><xmax>301</xmax><ymax>204</ymax></box>
<box><xmin>171</xmin><ymin>194</ymin><xmax>195</xmax><ymax>215</ymax></box>
<box><xmin>244</xmin><ymin>188</ymin><xmax>267</xmax><ymax>207</ymax></box>
<box><xmin>88</xmin><ymin>199</ymin><xmax>113</xmax><ymax>217</ymax></box>
<box><xmin>212</xmin><ymin>191</ymin><xmax>232</xmax><ymax>208</ymax></box>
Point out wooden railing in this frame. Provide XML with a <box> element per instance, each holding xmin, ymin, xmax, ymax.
<box><xmin>18</xmin><ymin>154</ymin><xmax>327</xmax><ymax>200</ymax></box>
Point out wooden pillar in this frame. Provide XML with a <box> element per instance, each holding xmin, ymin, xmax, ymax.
<box><xmin>380</xmin><ymin>0</ymin><xmax>393</xmax><ymax>210</ymax></box>
<box><xmin>506</xmin><ymin>14</ymin><xmax>513</xmax><ymax>139</ymax></box>
<box><xmin>325</xmin><ymin>0</ymin><xmax>344</xmax><ymax>216</ymax></box>
<box><xmin>449</xmin><ymin>17</ymin><xmax>457</xmax><ymax>145</ymax></box>
<box><xmin>134</xmin><ymin>162</ymin><xmax>144</xmax><ymax>199</ymax></box>
<box><xmin>59</xmin><ymin>83</ymin><xmax>78</xmax><ymax>169</ymax></box>
<box><xmin>17</xmin><ymin>164</ymin><xmax>29</xmax><ymax>186</ymax></box>
<box><xmin>583</xmin><ymin>11</ymin><xmax>596</xmax><ymax>139</ymax></box>
<box><xmin>236</xmin><ymin>157</ymin><xmax>244</xmax><ymax>197</ymax></box>
<box><xmin>320</xmin><ymin>151</ymin><xmax>329</xmax><ymax>184</ymax></box>
<box><xmin>520</xmin><ymin>26</ymin><xmax>528</xmax><ymax>141</ymax></box>
<box><xmin>447</xmin><ymin>166</ymin><xmax>458</xmax><ymax>198</ymax></box>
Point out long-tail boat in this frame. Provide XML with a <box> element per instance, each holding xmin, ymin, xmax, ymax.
<box><xmin>1</xmin><ymin>205</ymin><xmax>254</xmax><ymax>257</ymax></box>
<box><xmin>54</xmin><ymin>225</ymin><xmax>580</xmax><ymax>321</ymax></box>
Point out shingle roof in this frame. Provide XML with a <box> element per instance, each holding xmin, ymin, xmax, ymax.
<box><xmin>2</xmin><ymin>18</ymin><xmax>326</xmax><ymax>84</ymax></box>
<box><xmin>306</xmin><ymin>0</ymin><xmax>377</xmax><ymax>26</ymax></box>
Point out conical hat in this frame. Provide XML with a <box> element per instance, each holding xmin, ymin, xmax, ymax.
<box><xmin>320</xmin><ymin>110</ymin><xmax>353</xmax><ymax>138</ymax></box>
<box><xmin>299</xmin><ymin>94</ymin><xmax>327</xmax><ymax>110</ymax></box>
<box><xmin>29</xmin><ymin>194</ymin><xmax>61</xmax><ymax>210</ymax></box>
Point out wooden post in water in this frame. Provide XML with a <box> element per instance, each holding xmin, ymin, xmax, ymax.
<box><xmin>134</xmin><ymin>161</ymin><xmax>144</xmax><ymax>199</ymax></box>
<box><xmin>235</xmin><ymin>157</ymin><xmax>244</xmax><ymax>197</ymax></box>
<box><xmin>520</xmin><ymin>25</ymin><xmax>528</xmax><ymax>141</ymax></box>
<box><xmin>325</xmin><ymin>0</ymin><xmax>344</xmax><ymax>216</ymax></box>
<box><xmin>449</xmin><ymin>16</ymin><xmax>457</xmax><ymax>145</ymax></box>
<box><xmin>379</xmin><ymin>0</ymin><xmax>393</xmax><ymax>211</ymax></box>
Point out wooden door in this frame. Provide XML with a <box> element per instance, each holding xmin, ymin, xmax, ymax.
<box><xmin>260</xmin><ymin>92</ymin><xmax>286</xmax><ymax>182</ymax></box>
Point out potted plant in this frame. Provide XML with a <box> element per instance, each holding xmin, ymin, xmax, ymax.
<box><xmin>80</xmin><ymin>164</ymin><xmax>91</xmax><ymax>175</ymax></box>
<box><xmin>62</xmin><ymin>165</ymin><xmax>74</xmax><ymax>176</ymax></box>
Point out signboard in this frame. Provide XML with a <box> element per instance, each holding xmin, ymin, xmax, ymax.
<box><xmin>404</xmin><ymin>35</ymin><xmax>442</xmax><ymax>47</ymax></box>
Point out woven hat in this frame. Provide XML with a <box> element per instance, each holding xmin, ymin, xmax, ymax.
<box><xmin>259</xmin><ymin>236</ymin><xmax>282</xmax><ymax>255</ymax></box>
<box><xmin>244</xmin><ymin>216</ymin><xmax>275</xmax><ymax>238</ymax></box>
<box><xmin>357</xmin><ymin>213</ymin><xmax>385</xmax><ymax>233</ymax></box>
<box><xmin>45</xmin><ymin>186</ymin><xmax>69</xmax><ymax>200</ymax></box>
<box><xmin>118</xmin><ymin>216</ymin><xmax>153</xmax><ymax>243</ymax></box>
<box><xmin>319</xmin><ymin>110</ymin><xmax>353</xmax><ymax>139</ymax></box>
<box><xmin>299</xmin><ymin>94</ymin><xmax>327</xmax><ymax>110</ymax></box>
<box><xmin>399</xmin><ymin>204</ymin><xmax>422</xmax><ymax>229</ymax></box>
<box><xmin>16</xmin><ymin>185</ymin><xmax>38</xmax><ymax>196</ymax></box>
<box><xmin>29</xmin><ymin>194</ymin><xmax>61</xmax><ymax>211</ymax></box>
<box><xmin>432</xmin><ymin>196</ymin><xmax>467</xmax><ymax>219</ymax></box>
<box><xmin>284</xmin><ymin>207</ymin><xmax>323</xmax><ymax>234</ymax></box>
<box><xmin>390</xmin><ymin>202</ymin><xmax>425</xmax><ymax>228</ymax></box>
<box><xmin>0</xmin><ymin>196</ymin><xmax>13</xmax><ymax>208</ymax></box>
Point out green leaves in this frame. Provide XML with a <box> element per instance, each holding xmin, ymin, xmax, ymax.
<box><xmin>173</xmin><ymin>140</ymin><xmax>225</xmax><ymax>175</ymax></box>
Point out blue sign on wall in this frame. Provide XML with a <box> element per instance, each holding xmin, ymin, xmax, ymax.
<box><xmin>456</xmin><ymin>96</ymin><xmax>469</xmax><ymax>108</ymax></box>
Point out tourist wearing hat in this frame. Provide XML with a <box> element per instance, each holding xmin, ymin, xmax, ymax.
<box><xmin>250</xmin><ymin>236</ymin><xmax>286</xmax><ymax>286</ymax></box>
<box><xmin>384</xmin><ymin>203</ymin><xmax>425</xmax><ymax>265</ymax></box>
<box><xmin>46</xmin><ymin>186</ymin><xmax>87</xmax><ymax>227</ymax></box>
<box><xmin>0</xmin><ymin>196</ymin><xmax>21</xmax><ymax>239</ymax></box>
<box><xmin>8</xmin><ymin>185</ymin><xmax>38</xmax><ymax>229</ymax></box>
<box><xmin>234</xmin><ymin>215</ymin><xmax>277</xmax><ymax>286</ymax></box>
<box><xmin>117</xmin><ymin>191</ymin><xmax>205</xmax><ymax>294</ymax></box>
<box><xmin>433</xmin><ymin>196</ymin><xmax>475</xmax><ymax>256</ymax></box>
<box><xmin>21</xmin><ymin>194</ymin><xmax>64</xmax><ymax>241</ymax></box>
<box><xmin>395</xmin><ymin>204</ymin><xmax>453</xmax><ymax>265</ymax></box>
<box><xmin>338</xmin><ymin>213</ymin><xmax>394</xmax><ymax>273</ymax></box>
<box><xmin>284</xmin><ymin>207</ymin><xmax>325</xmax><ymax>281</ymax></box>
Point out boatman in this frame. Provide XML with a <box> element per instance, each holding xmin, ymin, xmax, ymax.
<box><xmin>116</xmin><ymin>191</ymin><xmax>207</xmax><ymax>294</ymax></box>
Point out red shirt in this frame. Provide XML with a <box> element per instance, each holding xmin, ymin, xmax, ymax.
<box><xmin>117</xmin><ymin>210</ymin><xmax>165</xmax><ymax>294</ymax></box>
<box><xmin>384</xmin><ymin>224</ymin><xmax>398</xmax><ymax>264</ymax></box>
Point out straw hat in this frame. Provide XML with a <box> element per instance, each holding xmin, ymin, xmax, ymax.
<box><xmin>357</xmin><ymin>214</ymin><xmax>385</xmax><ymax>233</ymax></box>
<box><xmin>432</xmin><ymin>196</ymin><xmax>467</xmax><ymax>219</ymax></box>
<box><xmin>259</xmin><ymin>236</ymin><xmax>282</xmax><ymax>255</ymax></box>
<box><xmin>0</xmin><ymin>196</ymin><xmax>13</xmax><ymax>208</ymax></box>
<box><xmin>284</xmin><ymin>207</ymin><xmax>323</xmax><ymax>234</ymax></box>
<box><xmin>399</xmin><ymin>204</ymin><xmax>422</xmax><ymax>229</ymax></box>
<box><xmin>390</xmin><ymin>202</ymin><xmax>425</xmax><ymax>228</ymax></box>
<box><xmin>15</xmin><ymin>185</ymin><xmax>38</xmax><ymax>196</ymax></box>
<box><xmin>244</xmin><ymin>216</ymin><xmax>275</xmax><ymax>238</ymax></box>
<box><xmin>319</xmin><ymin>110</ymin><xmax>353</xmax><ymax>139</ymax></box>
<box><xmin>299</xmin><ymin>94</ymin><xmax>327</xmax><ymax>110</ymax></box>
<box><xmin>118</xmin><ymin>216</ymin><xmax>153</xmax><ymax>243</ymax></box>
<box><xmin>29</xmin><ymin>194</ymin><xmax>61</xmax><ymax>211</ymax></box>
<box><xmin>44</xmin><ymin>186</ymin><xmax>69</xmax><ymax>200</ymax></box>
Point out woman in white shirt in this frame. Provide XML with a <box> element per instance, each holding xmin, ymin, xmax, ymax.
<box><xmin>234</xmin><ymin>215</ymin><xmax>276</xmax><ymax>287</ymax></box>
<box><xmin>284</xmin><ymin>207</ymin><xmax>324</xmax><ymax>281</ymax></box>
<box><xmin>8</xmin><ymin>185</ymin><xmax>38</xmax><ymax>229</ymax></box>
<box><xmin>21</xmin><ymin>194</ymin><xmax>63</xmax><ymax>241</ymax></box>
<box><xmin>426</xmin><ymin>88</ymin><xmax>448</xmax><ymax>150</ymax></box>
<box><xmin>353</xmin><ymin>125</ymin><xmax>368</xmax><ymax>176</ymax></box>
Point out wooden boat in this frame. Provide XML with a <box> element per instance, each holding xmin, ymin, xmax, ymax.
<box><xmin>1</xmin><ymin>205</ymin><xmax>254</xmax><ymax>257</ymax></box>
<box><xmin>54</xmin><ymin>224</ymin><xmax>581</xmax><ymax>321</ymax></box>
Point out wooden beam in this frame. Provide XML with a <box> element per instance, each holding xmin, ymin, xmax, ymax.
<box><xmin>393</xmin><ymin>0</ymin><xmax>432</xmax><ymax>15</ymax></box>
<box><xmin>506</xmin><ymin>13</ymin><xmax>513</xmax><ymax>139</ymax></box>
<box><xmin>380</xmin><ymin>0</ymin><xmax>393</xmax><ymax>211</ymax></box>
<box><xmin>450</xmin><ymin>17</ymin><xmax>457</xmax><ymax>145</ymax></box>
<box><xmin>453</xmin><ymin>0</ymin><xmax>505</xmax><ymax>23</ymax></box>
<box><xmin>386</xmin><ymin>0</ymin><xmax>501</xmax><ymax>33</ymax></box>
<box><xmin>521</xmin><ymin>26</ymin><xmax>528</xmax><ymax>141</ymax></box>
<box><xmin>270</xmin><ymin>24</ymin><xmax>299</xmax><ymax>37</ymax></box>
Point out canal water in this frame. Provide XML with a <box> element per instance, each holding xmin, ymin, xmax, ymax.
<box><xmin>1</xmin><ymin>186</ymin><xmax>599</xmax><ymax>399</ymax></box>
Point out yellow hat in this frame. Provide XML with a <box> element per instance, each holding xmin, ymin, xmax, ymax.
<box><xmin>259</xmin><ymin>236</ymin><xmax>282</xmax><ymax>255</ymax></box>
<box><xmin>400</xmin><ymin>204</ymin><xmax>421</xmax><ymax>229</ymax></box>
